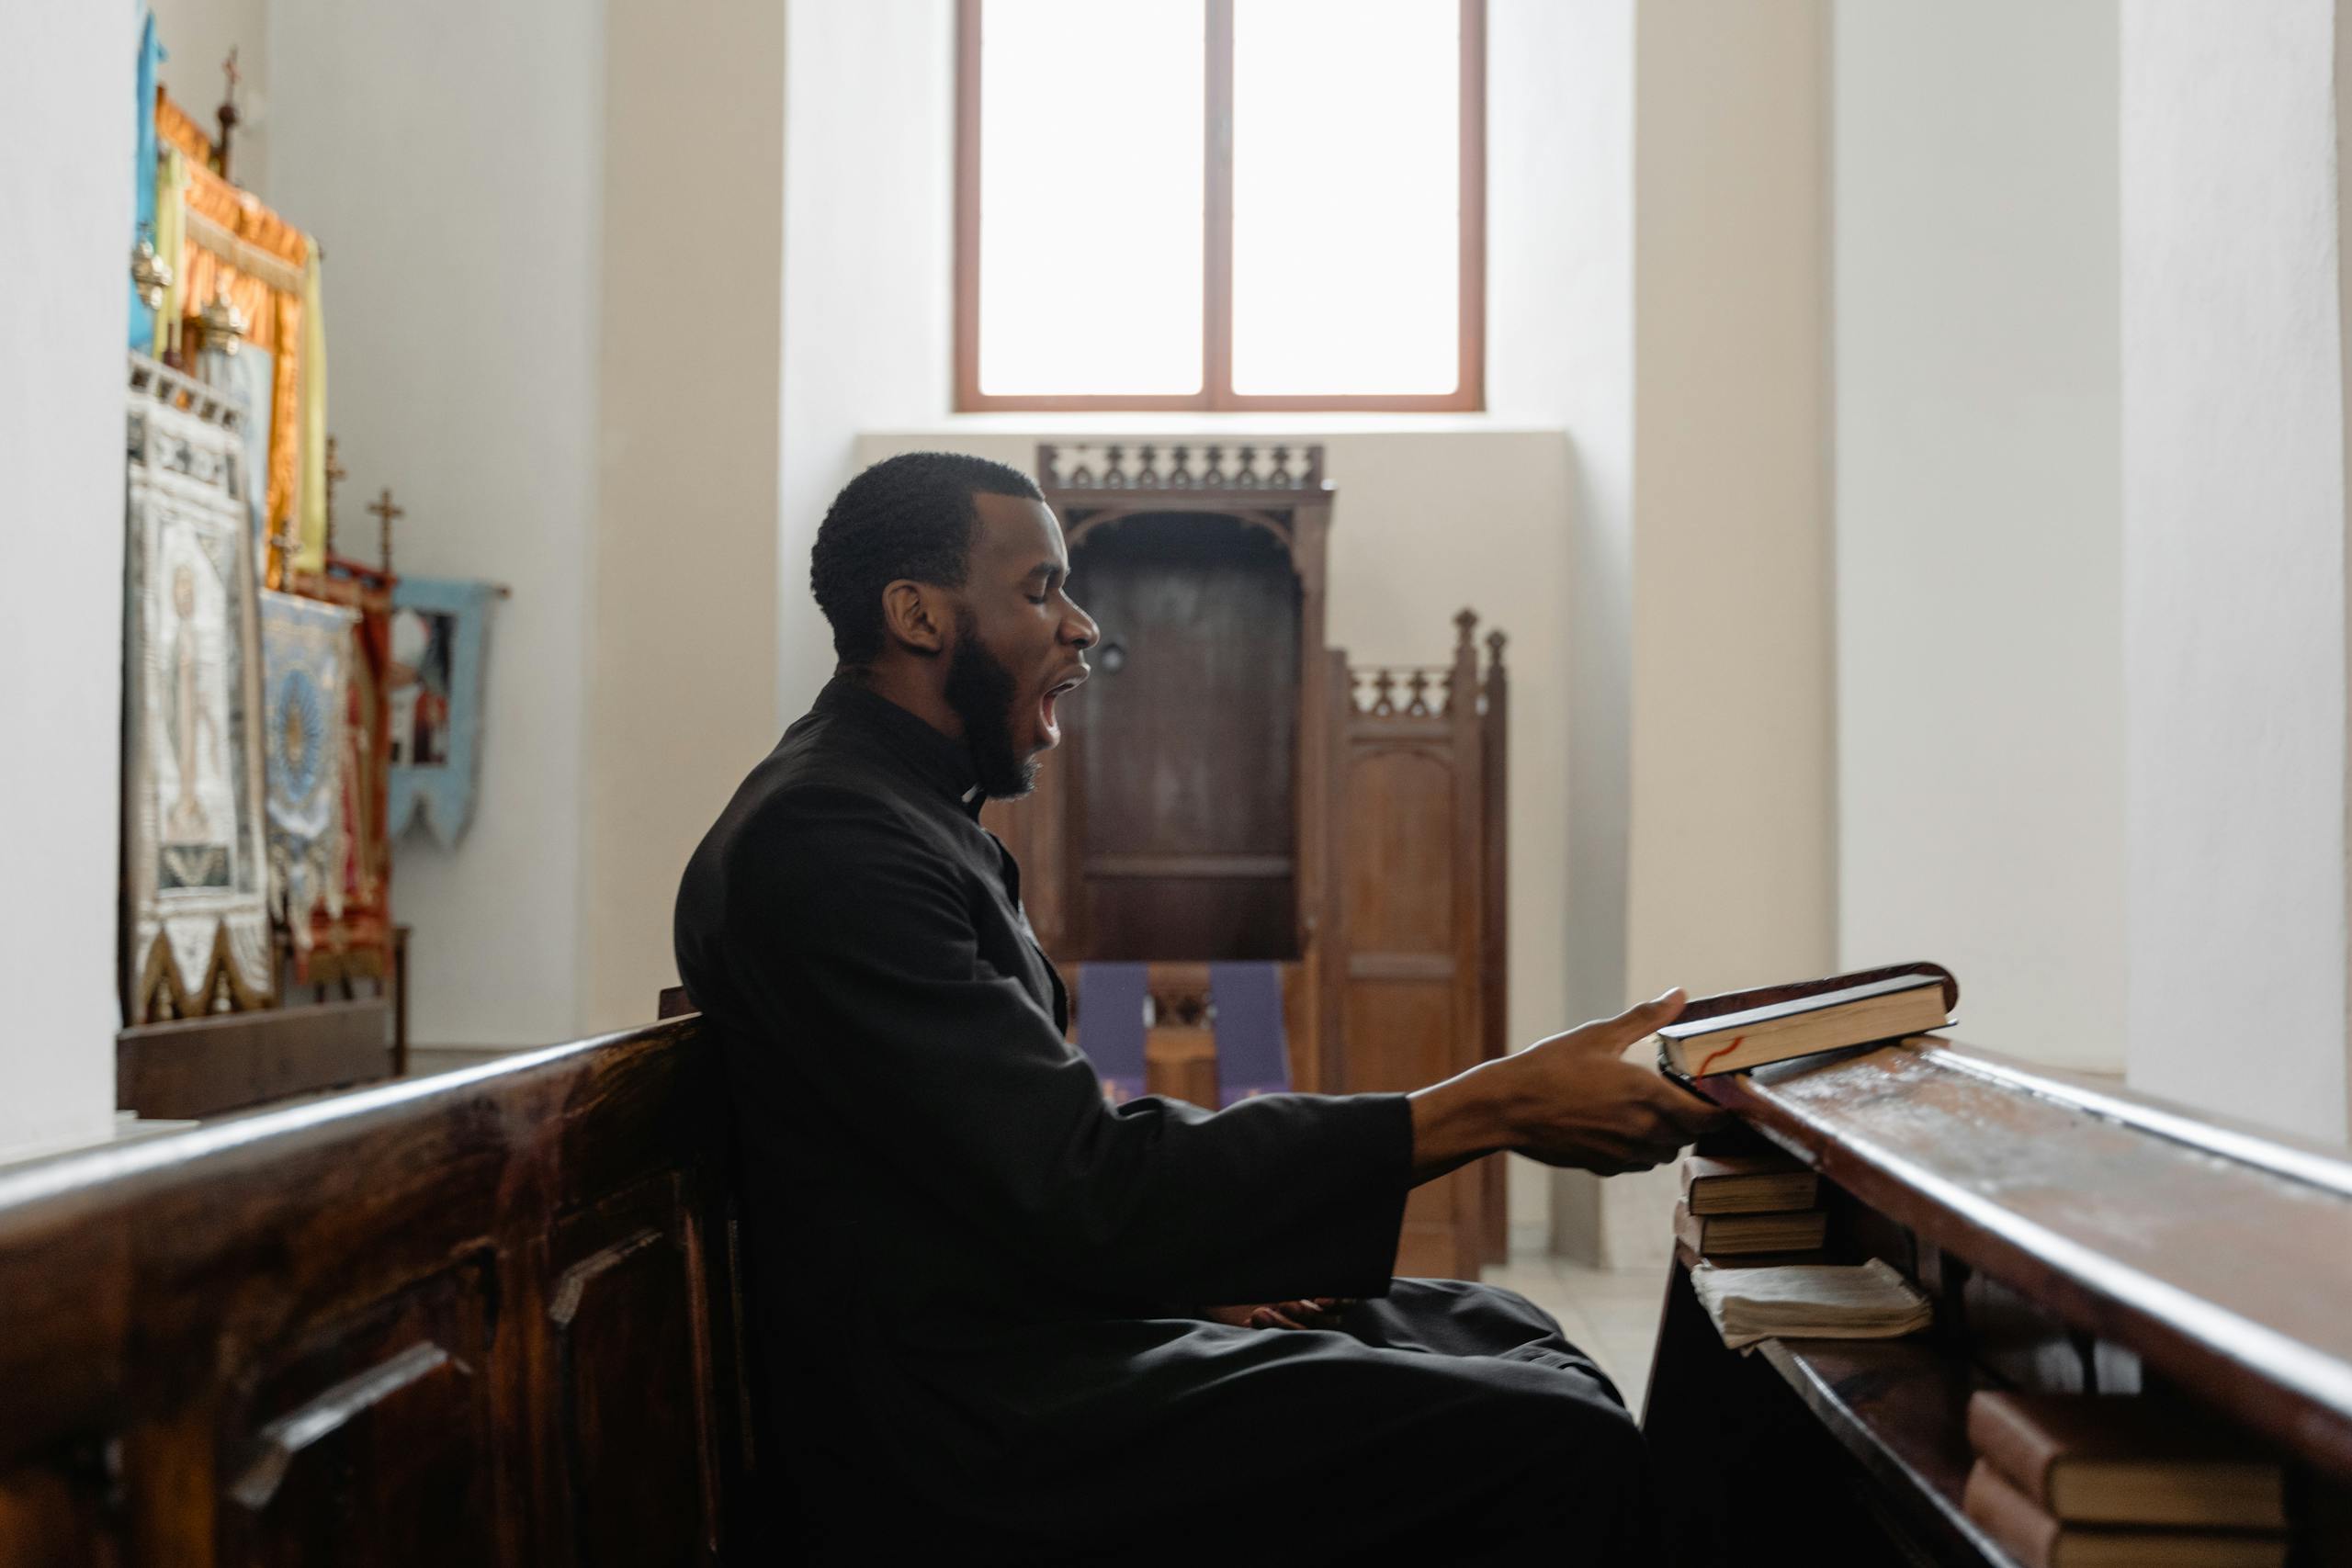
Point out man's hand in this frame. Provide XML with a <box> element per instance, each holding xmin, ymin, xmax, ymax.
<box><xmin>1205</xmin><ymin>1298</ymin><xmax>1355</xmax><ymax>1331</ymax></box>
<box><xmin>1407</xmin><ymin>989</ymin><xmax>1728</xmax><ymax>1182</ymax></box>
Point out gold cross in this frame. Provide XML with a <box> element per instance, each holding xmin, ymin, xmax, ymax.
<box><xmin>368</xmin><ymin>486</ymin><xmax>404</xmax><ymax>576</ymax></box>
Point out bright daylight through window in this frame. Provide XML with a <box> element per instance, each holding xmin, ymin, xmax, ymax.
<box><xmin>958</xmin><ymin>0</ymin><xmax>1483</xmax><ymax>411</ymax></box>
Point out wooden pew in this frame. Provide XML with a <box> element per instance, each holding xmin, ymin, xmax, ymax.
<box><xmin>0</xmin><ymin>1018</ymin><xmax>747</xmax><ymax>1566</ymax></box>
<box><xmin>1643</xmin><ymin>1038</ymin><xmax>2352</xmax><ymax>1564</ymax></box>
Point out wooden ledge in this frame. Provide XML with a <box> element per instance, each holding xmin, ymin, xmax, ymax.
<box><xmin>1690</xmin><ymin>1040</ymin><xmax>2352</xmax><ymax>1473</ymax></box>
<box><xmin>1758</xmin><ymin>1337</ymin><xmax>2007</xmax><ymax>1566</ymax></box>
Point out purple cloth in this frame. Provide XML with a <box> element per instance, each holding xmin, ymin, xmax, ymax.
<box><xmin>1211</xmin><ymin>963</ymin><xmax>1291</xmax><ymax>1106</ymax></box>
<box><xmin>1075</xmin><ymin>963</ymin><xmax>1149</xmax><ymax>1105</ymax></box>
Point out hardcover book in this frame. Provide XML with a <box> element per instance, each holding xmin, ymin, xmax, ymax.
<box><xmin>1654</xmin><ymin>964</ymin><xmax>1956</xmax><ymax>1077</ymax></box>
<box><xmin>1965</xmin><ymin>1392</ymin><xmax>2287</xmax><ymax>1530</ymax></box>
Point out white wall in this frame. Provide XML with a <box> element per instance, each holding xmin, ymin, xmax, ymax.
<box><xmin>0</xmin><ymin>3</ymin><xmax>133</xmax><ymax>1159</ymax></box>
<box><xmin>147</xmin><ymin>0</ymin><xmax>270</xmax><ymax>197</ymax></box>
<box><xmin>779</xmin><ymin>0</ymin><xmax>956</xmax><ymax>722</ymax></box>
<box><xmin>580</xmin><ymin>0</ymin><xmax>787</xmax><ymax>1032</ymax></box>
<box><xmin>1833</xmin><ymin>0</ymin><xmax>2124</xmax><ymax>1071</ymax></box>
<box><xmin>2122</xmin><ymin>0</ymin><xmax>2351</xmax><ymax>1144</ymax></box>
<box><xmin>268</xmin><ymin>0</ymin><xmax>604</xmax><ymax>1044</ymax></box>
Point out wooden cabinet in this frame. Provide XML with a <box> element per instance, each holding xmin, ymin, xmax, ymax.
<box><xmin>988</xmin><ymin>442</ymin><xmax>1513</xmax><ymax>1275</ymax></box>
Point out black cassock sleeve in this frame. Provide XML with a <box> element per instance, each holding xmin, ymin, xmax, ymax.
<box><xmin>719</xmin><ymin>785</ymin><xmax>1413</xmax><ymax>1306</ymax></box>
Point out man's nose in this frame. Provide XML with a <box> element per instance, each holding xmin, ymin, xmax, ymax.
<box><xmin>1064</xmin><ymin>601</ymin><xmax>1099</xmax><ymax>649</ymax></box>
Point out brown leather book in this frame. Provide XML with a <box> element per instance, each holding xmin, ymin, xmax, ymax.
<box><xmin>1963</xmin><ymin>1461</ymin><xmax>2287</xmax><ymax>1568</ymax></box>
<box><xmin>1680</xmin><ymin>1154</ymin><xmax>1819</xmax><ymax>1215</ymax></box>
<box><xmin>1671</xmin><ymin>1199</ymin><xmax>1825</xmax><ymax>1258</ymax></box>
<box><xmin>1652</xmin><ymin>965</ymin><xmax>1955</xmax><ymax>1077</ymax></box>
<box><xmin>1967</xmin><ymin>1392</ymin><xmax>2287</xmax><ymax>1529</ymax></box>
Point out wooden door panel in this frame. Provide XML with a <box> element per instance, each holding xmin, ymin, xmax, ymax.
<box><xmin>1083</xmin><ymin>874</ymin><xmax>1295</xmax><ymax>961</ymax></box>
<box><xmin>216</xmin><ymin>1264</ymin><xmax>500</xmax><ymax>1568</ymax></box>
<box><xmin>1071</xmin><ymin>515</ymin><xmax>1300</xmax><ymax>861</ymax></box>
<box><xmin>1340</xmin><ymin>750</ymin><xmax>1455</xmax><ymax>953</ymax></box>
<box><xmin>549</xmin><ymin>1179</ymin><xmax>718</xmax><ymax>1568</ymax></box>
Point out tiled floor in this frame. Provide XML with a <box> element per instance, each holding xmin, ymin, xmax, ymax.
<box><xmin>1482</xmin><ymin>1251</ymin><xmax>1670</xmax><ymax>1415</ymax></box>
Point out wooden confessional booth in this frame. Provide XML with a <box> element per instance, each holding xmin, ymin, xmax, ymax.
<box><xmin>982</xmin><ymin>443</ymin><xmax>1512</xmax><ymax>1280</ymax></box>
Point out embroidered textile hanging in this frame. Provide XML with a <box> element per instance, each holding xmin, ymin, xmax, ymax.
<box><xmin>285</xmin><ymin>562</ymin><xmax>397</xmax><ymax>985</ymax></box>
<box><xmin>153</xmin><ymin>93</ymin><xmax>329</xmax><ymax>575</ymax></box>
<box><xmin>123</xmin><ymin>356</ymin><xmax>275</xmax><ymax>1020</ymax></box>
<box><xmin>260</xmin><ymin>590</ymin><xmax>356</xmax><ymax>948</ymax></box>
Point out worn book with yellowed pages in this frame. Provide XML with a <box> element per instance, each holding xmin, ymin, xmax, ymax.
<box><xmin>1671</xmin><ymin>1200</ymin><xmax>1826</xmax><ymax>1258</ymax></box>
<box><xmin>1654</xmin><ymin>966</ymin><xmax>1954</xmax><ymax>1077</ymax></box>
<box><xmin>1680</xmin><ymin>1153</ymin><xmax>1819</xmax><ymax>1216</ymax></box>
<box><xmin>1962</xmin><ymin>1460</ymin><xmax>2287</xmax><ymax>1568</ymax></box>
<box><xmin>1966</xmin><ymin>1392</ymin><xmax>2288</xmax><ymax>1530</ymax></box>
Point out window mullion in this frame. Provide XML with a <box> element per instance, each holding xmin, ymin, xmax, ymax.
<box><xmin>1204</xmin><ymin>0</ymin><xmax>1236</xmax><ymax>409</ymax></box>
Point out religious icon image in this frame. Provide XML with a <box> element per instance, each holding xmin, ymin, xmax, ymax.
<box><xmin>387</xmin><ymin>605</ymin><xmax>457</xmax><ymax>768</ymax></box>
<box><xmin>386</xmin><ymin>577</ymin><xmax>502</xmax><ymax>847</ymax></box>
<box><xmin>158</xmin><ymin>556</ymin><xmax>232</xmax><ymax>873</ymax></box>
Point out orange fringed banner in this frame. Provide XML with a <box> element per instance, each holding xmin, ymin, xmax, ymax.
<box><xmin>156</xmin><ymin>92</ymin><xmax>315</xmax><ymax>562</ymax></box>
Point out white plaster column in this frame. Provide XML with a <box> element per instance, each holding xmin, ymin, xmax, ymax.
<box><xmin>580</xmin><ymin>0</ymin><xmax>787</xmax><ymax>1032</ymax></box>
<box><xmin>1832</xmin><ymin>0</ymin><xmax>2124</xmax><ymax>1071</ymax></box>
<box><xmin>2121</xmin><ymin>0</ymin><xmax>2352</xmax><ymax>1145</ymax></box>
<box><xmin>0</xmin><ymin>3</ymin><xmax>135</xmax><ymax>1157</ymax></box>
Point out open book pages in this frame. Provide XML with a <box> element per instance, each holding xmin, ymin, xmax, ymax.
<box><xmin>1690</xmin><ymin>1258</ymin><xmax>1933</xmax><ymax>1350</ymax></box>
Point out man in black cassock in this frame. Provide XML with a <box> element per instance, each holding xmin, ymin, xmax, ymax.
<box><xmin>674</xmin><ymin>452</ymin><xmax>1724</xmax><ymax>1564</ymax></box>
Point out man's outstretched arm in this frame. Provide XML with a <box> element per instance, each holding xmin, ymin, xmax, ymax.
<box><xmin>1408</xmin><ymin>989</ymin><xmax>1726</xmax><ymax>1183</ymax></box>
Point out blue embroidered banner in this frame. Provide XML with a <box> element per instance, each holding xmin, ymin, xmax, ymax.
<box><xmin>386</xmin><ymin>576</ymin><xmax>500</xmax><ymax>846</ymax></box>
<box><xmin>259</xmin><ymin>590</ymin><xmax>356</xmax><ymax>945</ymax></box>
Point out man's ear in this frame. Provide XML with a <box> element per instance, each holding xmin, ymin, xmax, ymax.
<box><xmin>880</xmin><ymin>579</ymin><xmax>951</xmax><ymax>657</ymax></box>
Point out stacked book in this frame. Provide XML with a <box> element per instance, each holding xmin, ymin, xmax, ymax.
<box><xmin>1673</xmin><ymin>1153</ymin><xmax>1826</xmax><ymax>1258</ymax></box>
<box><xmin>1962</xmin><ymin>1392</ymin><xmax>2290</xmax><ymax>1567</ymax></box>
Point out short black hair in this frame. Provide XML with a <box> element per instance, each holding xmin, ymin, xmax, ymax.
<box><xmin>809</xmin><ymin>451</ymin><xmax>1045</xmax><ymax>664</ymax></box>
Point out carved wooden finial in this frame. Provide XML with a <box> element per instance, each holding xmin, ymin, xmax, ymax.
<box><xmin>1454</xmin><ymin>607</ymin><xmax>1479</xmax><ymax>649</ymax></box>
<box><xmin>266</xmin><ymin>522</ymin><xmax>300</xmax><ymax>592</ymax></box>
<box><xmin>1372</xmin><ymin>670</ymin><xmax>1396</xmax><ymax>716</ymax></box>
<box><xmin>1407</xmin><ymin>671</ymin><xmax>1432</xmax><ymax>716</ymax></box>
<box><xmin>1486</xmin><ymin>627</ymin><xmax>1508</xmax><ymax>670</ymax></box>
<box><xmin>322</xmin><ymin>436</ymin><xmax>348</xmax><ymax>559</ymax></box>
<box><xmin>368</xmin><ymin>486</ymin><xmax>404</xmax><ymax>575</ymax></box>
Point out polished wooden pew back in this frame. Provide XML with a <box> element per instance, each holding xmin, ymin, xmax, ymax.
<box><xmin>0</xmin><ymin>1020</ymin><xmax>744</xmax><ymax>1567</ymax></box>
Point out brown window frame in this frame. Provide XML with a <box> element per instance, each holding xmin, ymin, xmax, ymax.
<box><xmin>954</xmin><ymin>0</ymin><xmax>1486</xmax><ymax>413</ymax></box>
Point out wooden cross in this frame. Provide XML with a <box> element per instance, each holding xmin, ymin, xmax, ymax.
<box><xmin>216</xmin><ymin>49</ymin><xmax>243</xmax><ymax>184</ymax></box>
<box><xmin>368</xmin><ymin>486</ymin><xmax>404</xmax><ymax>576</ymax></box>
<box><xmin>322</xmin><ymin>436</ymin><xmax>347</xmax><ymax>558</ymax></box>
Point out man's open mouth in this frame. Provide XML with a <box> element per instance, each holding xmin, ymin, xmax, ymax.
<box><xmin>1038</xmin><ymin>668</ymin><xmax>1088</xmax><ymax>743</ymax></box>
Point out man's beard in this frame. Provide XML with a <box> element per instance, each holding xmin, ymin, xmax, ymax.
<box><xmin>944</xmin><ymin>608</ymin><xmax>1037</xmax><ymax>800</ymax></box>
